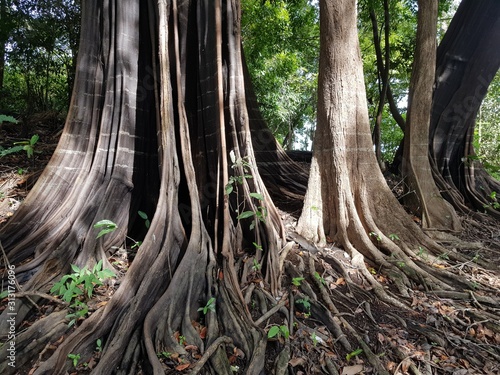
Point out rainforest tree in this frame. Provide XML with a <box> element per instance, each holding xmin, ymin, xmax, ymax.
<box><xmin>0</xmin><ymin>0</ymin><xmax>287</xmax><ymax>373</ymax></box>
<box><xmin>0</xmin><ymin>0</ymin><xmax>499</xmax><ymax>374</ymax></box>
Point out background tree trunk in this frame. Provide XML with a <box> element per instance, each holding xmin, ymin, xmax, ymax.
<box><xmin>297</xmin><ymin>0</ymin><xmax>471</xmax><ymax>307</ymax></box>
<box><xmin>430</xmin><ymin>0</ymin><xmax>500</xmax><ymax>219</ymax></box>
<box><xmin>402</xmin><ymin>0</ymin><xmax>461</xmax><ymax>232</ymax></box>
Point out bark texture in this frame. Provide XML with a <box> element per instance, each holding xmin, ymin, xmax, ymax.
<box><xmin>0</xmin><ymin>1</ymin><xmax>287</xmax><ymax>373</ymax></box>
<box><xmin>298</xmin><ymin>0</ymin><xmax>471</xmax><ymax>306</ymax></box>
<box><xmin>402</xmin><ymin>0</ymin><xmax>461</xmax><ymax>232</ymax></box>
<box><xmin>430</xmin><ymin>0</ymin><xmax>500</xmax><ymax>219</ymax></box>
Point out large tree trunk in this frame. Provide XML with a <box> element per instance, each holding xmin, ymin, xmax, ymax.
<box><xmin>0</xmin><ymin>1</ymin><xmax>286</xmax><ymax>373</ymax></box>
<box><xmin>401</xmin><ymin>0</ymin><xmax>461</xmax><ymax>232</ymax></box>
<box><xmin>297</xmin><ymin>0</ymin><xmax>472</xmax><ymax>307</ymax></box>
<box><xmin>430</xmin><ymin>0</ymin><xmax>500</xmax><ymax>219</ymax></box>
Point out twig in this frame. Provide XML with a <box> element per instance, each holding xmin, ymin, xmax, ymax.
<box><xmin>189</xmin><ymin>336</ymin><xmax>232</xmax><ymax>375</ymax></box>
<box><xmin>13</xmin><ymin>291</ymin><xmax>67</xmax><ymax>306</ymax></box>
<box><xmin>254</xmin><ymin>295</ymin><xmax>288</xmax><ymax>326</ymax></box>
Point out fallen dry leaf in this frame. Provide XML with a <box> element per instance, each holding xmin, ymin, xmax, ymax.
<box><xmin>199</xmin><ymin>326</ymin><xmax>207</xmax><ymax>339</ymax></box>
<box><xmin>341</xmin><ymin>364</ymin><xmax>364</xmax><ymax>375</ymax></box>
<box><xmin>175</xmin><ymin>363</ymin><xmax>191</xmax><ymax>371</ymax></box>
<box><xmin>289</xmin><ymin>357</ymin><xmax>306</xmax><ymax>367</ymax></box>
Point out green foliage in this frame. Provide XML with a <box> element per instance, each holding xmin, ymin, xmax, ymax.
<box><xmin>389</xmin><ymin>233</ymin><xmax>400</xmax><ymax>241</ymax></box>
<box><xmin>157</xmin><ymin>351</ymin><xmax>172</xmax><ymax>359</ymax></box>
<box><xmin>94</xmin><ymin>220</ymin><xmax>118</xmax><ymax>239</ymax></box>
<box><xmin>296</xmin><ymin>297</ymin><xmax>311</xmax><ymax>313</ymax></box>
<box><xmin>0</xmin><ymin>115</ymin><xmax>18</xmax><ymax>124</ymax></box>
<box><xmin>50</xmin><ymin>260</ymin><xmax>115</xmax><ymax>326</ymax></box>
<box><xmin>241</xmin><ymin>0</ymin><xmax>319</xmax><ymax>149</ymax></box>
<box><xmin>0</xmin><ymin>134</ymin><xmax>39</xmax><ymax>159</ymax></box>
<box><xmin>474</xmin><ymin>70</ymin><xmax>500</xmax><ymax>180</ymax></box>
<box><xmin>292</xmin><ymin>277</ymin><xmax>304</xmax><ymax>286</ymax></box>
<box><xmin>251</xmin><ymin>258</ymin><xmax>261</xmax><ymax>272</ymax></box>
<box><xmin>96</xmin><ymin>339</ymin><xmax>103</xmax><ymax>352</ymax></box>
<box><xmin>267</xmin><ymin>325</ymin><xmax>290</xmax><ymax>340</ymax></box>
<box><xmin>1</xmin><ymin>0</ymin><xmax>80</xmax><ymax>113</ymax></box>
<box><xmin>226</xmin><ymin>151</ymin><xmax>268</xmax><ymax>230</ymax></box>
<box><xmin>369</xmin><ymin>232</ymin><xmax>382</xmax><ymax>242</ymax></box>
<box><xmin>484</xmin><ymin>191</ymin><xmax>500</xmax><ymax>209</ymax></box>
<box><xmin>67</xmin><ymin>353</ymin><xmax>81</xmax><ymax>368</ymax></box>
<box><xmin>346</xmin><ymin>348</ymin><xmax>363</xmax><ymax>361</ymax></box>
<box><xmin>314</xmin><ymin>271</ymin><xmax>327</xmax><ymax>286</ymax></box>
<box><xmin>138</xmin><ymin>211</ymin><xmax>151</xmax><ymax>229</ymax></box>
<box><xmin>197</xmin><ymin>297</ymin><xmax>216</xmax><ymax>315</ymax></box>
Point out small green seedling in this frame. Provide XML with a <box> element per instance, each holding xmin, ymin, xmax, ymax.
<box><xmin>157</xmin><ymin>351</ymin><xmax>172</xmax><ymax>359</ymax></box>
<box><xmin>311</xmin><ymin>331</ymin><xmax>319</xmax><ymax>346</ymax></box>
<box><xmin>314</xmin><ymin>272</ymin><xmax>327</xmax><ymax>286</ymax></box>
<box><xmin>369</xmin><ymin>232</ymin><xmax>382</xmax><ymax>241</ymax></box>
<box><xmin>50</xmin><ymin>260</ymin><xmax>115</xmax><ymax>326</ymax></box>
<box><xmin>292</xmin><ymin>277</ymin><xmax>305</xmax><ymax>286</ymax></box>
<box><xmin>252</xmin><ymin>258</ymin><xmax>261</xmax><ymax>271</ymax></box>
<box><xmin>94</xmin><ymin>220</ymin><xmax>118</xmax><ymax>239</ymax></box>
<box><xmin>198</xmin><ymin>297</ymin><xmax>216</xmax><ymax>315</ymax></box>
<box><xmin>67</xmin><ymin>353</ymin><xmax>81</xmax><ymax>368</ymax></box>
<box><xmin>346</xmin><ymin>348</ymin><xmax>363</xmax><ymax>361</ymax></box>
<box><xmin>96</xmin><ymin>339</ymin><xmax>102</xmax><ymax>352</ymax></box>
<box><xmin>267</xmin><ymin>325</ymin><xmax>290</xmax><ymax>340</ymax></box>
<box><xmin>296</xmin><ymin>297</ymin><xmax>311</xmax><ymax>310</ymax></box>
<box><xmin>66</xmin><ymin>300</ymin><xmax>89</xmax><ymax>327</ymax></box>
<box><xmin>253</xmin><ymin>242</ymin><xmax>263</xmax><ymax>251</ymax></box>
<box><xmin>389</xmin><ymin>233</ymin><xmax>400</xmax><ymax>241</ymax></box>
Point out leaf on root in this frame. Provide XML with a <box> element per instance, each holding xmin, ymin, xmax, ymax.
<box><xmin>175</xmin><ymin>363</ymin><xmax>191</xmax><ymax>371</ymax></box>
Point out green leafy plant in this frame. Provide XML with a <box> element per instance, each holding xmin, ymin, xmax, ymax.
<box><xmin>267</xmin><ymin>325</ymin><xmax>290</xmax><ymax>340</ymax></box>
<box><xmin>94</xmin><ymin>218</ymin><xmax>144</xmax><ymax>249</ymax></box>
<box><xmin>292</xmin><ymin>277</ymin><xmax>305</xmax><ymax>286</ymax></box>
<box><xmin>314</xmin><ymin>271</ymin><xmax>327</xmax><ymax>286</ymax></box>
<box><xmin>253</xmin><ymin>242</ymin><xmax>263</xmax><ymax>251</ymax></box>
<box><xmin>198</xmin><ymin>297</ymin><xmax>216</xmax><ymax>315</ymax></box>
<box><xmin>296</xmin><ymin>297</ymin><xmax>310</xmax><ymax>310</ymax></box>
<box><xmin>94</xmin><ymin>220</ymin><xmax>118</xmax><ymax>239</ymax></box>
<box><xmin>346</xmin><ymin>348</ymin><xmax>363</xmax><ymax>361</ymax></box>
<box><xmin>226</xmin><ymin>151</ymin><xmax>267</xmax><ymax>230</ymax></box>
<box><xmin>483</xmin><ymin>191</ymin><xmax>500</xmax><ymax>209</ymax></box>
<box><xmin>179</xmin><ymin>335</ymin><xmax>186</xmax><ymax>346</ymax></box>
<box><xmin>67</xmin><ymin>353</ymin><xmax>81</xmax><ymax>368</ymax></box>
<box><xmin>96</xmin><ymin>339</ymin><xmax>103</xmax><ymax>352</ymax></box>
<box><xmin>437</xmin><ymin>252</ymin><xmax>450</xmax><ymax>261</ymax></box>
<box><xmin>157</xmin><ymin>351</ymin><xmax>172</xmax><ymax>359</ymax></box>
<box><xmin>369</xmin><ymin>231</ymin><xmax>382</xmax><ymax>241</ymax></box>
<box><xmin>50</xmin><ymin>260</ymin><xmax>115</xmax><ymax>326</ymax></box>
<box><xmin>251</xmin><ymin>258</ymin><xmax>261</xmax><ymax>271</ymax></box>
<box><xmin>311</xmin><ymin>331</ymin><xmax>319</xmax><ymax>346</ymax></box>
<box><xmin>0</xmin><ymin>114</ymin><xmax>18</xmax><ymax>124</ymax></box>
<box><xmin>138</xmin><ymin>210</ymin><xmax>151</xmax><ymax>228</ymax></box>
<box><xmin>296</xmin><ymin>297</ymin><xmax>311</xmax><ymax>317</ymax></box>
<box><xmin>0</xmin><ymin>134</ymin><xmax>39</xmax><ymax>159</ymax></box>
<box><xmin>66</xmin><ymin>300</ymin><xmax>89</xmax><ymax>327</ymax></box>
<box><xmin>389</xmin><ymin>233</ymin><xmax>400</xmax><ymax>241</ymax></box>
<box><xmin>417</xmin><ymin>246</ymin><xmax>428</xmax><ymax>259</ymax></box>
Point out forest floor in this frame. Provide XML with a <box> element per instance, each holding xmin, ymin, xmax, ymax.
<box><xmin>0</xmin><ymin>117</ymin><xmax>500</xmax><ymax>375</ymax></box>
